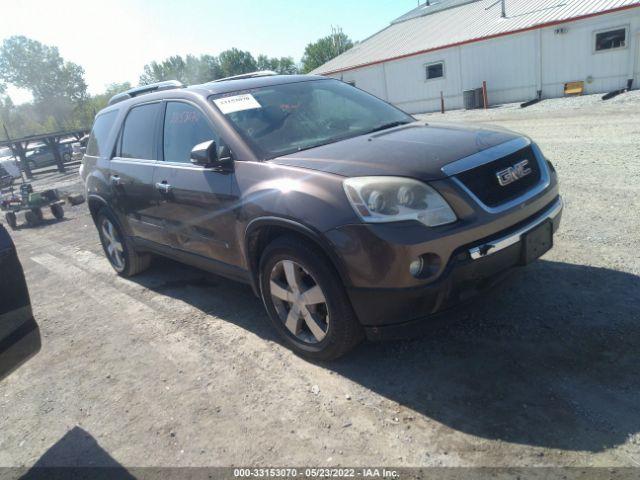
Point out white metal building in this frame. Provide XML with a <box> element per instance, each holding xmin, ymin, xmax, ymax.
<box><xmin>312</xmin><ymin>0</ymin><xmax>640</xmax><ymax>113</ymax></box>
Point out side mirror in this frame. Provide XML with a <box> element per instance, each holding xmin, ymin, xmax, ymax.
<box><xmin>190</xmin><ymin>140</ymin><xmax>217</xmax><ymax>166</ymax></box>
<box><xmin>190</xmin><ymin>141</ymin><xmax>234</xmax><ymax>171</ymax></box>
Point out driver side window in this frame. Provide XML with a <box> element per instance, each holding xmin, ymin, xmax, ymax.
<box><xmin>163</xmin><ymin>102</ymin><xmax>218</xmax><ymax>164</ymax></box>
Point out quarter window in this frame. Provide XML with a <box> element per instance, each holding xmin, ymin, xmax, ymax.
<box><xmin>426</xmin><ymin>61</ymin><xmax>444</xmax><ymax>80</ymax></box>
<box><xmin>86</xmin><ymin>110</ymin><xmax>117</xmax><ymax>157</ymax></box>
<box><xmin>595</xmin><ymin>28</ymin><xmax>627</xmax><ymax>51</ymax></box>
<box><xmin>120</xmin><ymin>103</ymin><xmax>162</xmax><ymax>160</ymax></box>
<box><xmin>163</xmin><ymin>102</ymin><xmax>218</xmax><ymax>164</ymax></box>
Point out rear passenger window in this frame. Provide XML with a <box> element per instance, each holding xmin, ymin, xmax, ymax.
<box><xmin>163</xmin><ymin>102</ymin><xmax>217</xmax><ymax>164</ymax></box>
<box><xmin>86</xmin><ymin>111</ymin><xmax>117</xmax><ymax>157</ymax></box>
<box><xmin>120</xmin><ymin>103</ymin><xmax>162</xmax><ymax>160</ymax></box>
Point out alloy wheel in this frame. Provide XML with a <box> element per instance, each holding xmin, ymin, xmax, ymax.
<box><xmin>269</xmin><ymin>260</ymin><xmax>329</xmax><ymax>344</ymax></box>
<box><xmin>101</xmin><ymin>218</ymin><xmax>125</xmax><ymax>270</ymax></box>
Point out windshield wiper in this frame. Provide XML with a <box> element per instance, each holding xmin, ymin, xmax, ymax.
<box><xmin>365</xmin><ymin>121</ymin><xmax>411</xmax><ymax>135</ymax></box>
<box><xmin>283</xmin><ymin>121</ymin><xmax>412</xmax><ymax>156</ymax></box>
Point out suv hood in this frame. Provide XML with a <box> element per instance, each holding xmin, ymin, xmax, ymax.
<box><xmin>270</xmin><ymin>122</ymin><xmax>520</xmax><ymax>181</ymax></box>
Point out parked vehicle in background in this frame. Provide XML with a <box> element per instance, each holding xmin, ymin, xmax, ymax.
<box><xmin>0</xmin><ymin>158</ymin><xmax>20</xmax><ymax>191</ymax></box>
<box><xmin>25</xmin><ymin>144</ymin><xmax>73</xmax><ymax>170</ymax></box>
<box><xmin>81</xmin><ymin>74</ymin><xmax>562</xmax><ymax>360</ymax></box>
<box><xmin>72</xmin><ymin>135</ymin><xmax>90</xmax><ymax>162</ymax></box>
<box><xmin>0</xmin><ymin>223</ymin><xmax>41</xmax><ymax>380</ymax></box>
<box><xmin>0</xmin><ymin>157</ymin><xmax>22</xmax><ymax>180</ymax></box>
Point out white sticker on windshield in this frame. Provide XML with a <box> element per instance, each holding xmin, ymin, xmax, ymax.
<box><xmin>214</xmin><ymin>94</ymin><xmax>262</xmax><ymax>114</ymax></box>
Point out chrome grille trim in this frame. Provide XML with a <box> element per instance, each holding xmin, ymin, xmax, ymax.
<box><xmin>442</xmin><ymin>138</ymin><xmax>551</xmax><ymax>214</ymax></box>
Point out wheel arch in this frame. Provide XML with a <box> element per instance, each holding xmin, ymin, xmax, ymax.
<box><xmin>244</xmin><ymin>217</ymin><xmax>352</xmax><ymax>296</ymax></box>
<box><xmin>87</xmin><ymin>194</ymin><xmax>109</xmax><ymax>225</ymax></box>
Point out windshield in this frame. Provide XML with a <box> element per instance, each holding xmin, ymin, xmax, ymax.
<box><xmin>211</xmin><ymin>79</ymin><xmax>413</xmax><ymax>159</ymax></box>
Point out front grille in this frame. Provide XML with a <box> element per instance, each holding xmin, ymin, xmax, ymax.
<box><xmin>456</xmin><ymin>146</ymin><xmax>542</xmax><ymax>208</ymax></box>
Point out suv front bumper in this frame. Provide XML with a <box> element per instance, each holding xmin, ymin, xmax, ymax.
<box><xmin>341</xmin><ymin>197</ymin><xmax>563</xmax><ymax>339</ymax></box>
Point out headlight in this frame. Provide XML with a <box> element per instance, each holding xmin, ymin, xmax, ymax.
<box><xmin>343</xmin><ymin>176</ymin><xmax>457</xmax><ymax>227</ymax></box>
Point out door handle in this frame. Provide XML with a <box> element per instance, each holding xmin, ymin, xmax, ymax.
<box><xmin>155</xmin><ymin>182</ymin><xmax>172</xmax><ymax>194</ymax></box>
<box><xmin>110</xmin><ymin>175</ymin><xmax>121</xmax><ymax>186</ymax></box>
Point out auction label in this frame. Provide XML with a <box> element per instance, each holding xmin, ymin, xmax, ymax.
<box><xmin>214</xmin><ymin>94</ymin><xmax>262</xmax><ymax>114</ymax></box>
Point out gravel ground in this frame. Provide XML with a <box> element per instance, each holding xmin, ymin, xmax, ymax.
<box><xmin>0</xmin><ymin>91</ymin><xmax>639</xmax><ymax>470</ymax></box>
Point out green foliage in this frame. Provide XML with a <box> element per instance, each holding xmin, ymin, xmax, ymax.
<box><xmin>139</xmin><ymin>50</ymin><xmax>299</xmax><ymax>86</ymax></box>
<box><xmin>0</xmin><ymin>36</ymin><xmax>91</xmax><ymax>139</ymax></box>
<box><xmin>0</xmin><ymin>27</ymin><xmax>357</xmax><ymax>140</ymax></box>
<box><xmin>302</xmin><ymin>27</ymin><xmax>353</xmax><ymax>74</ymax></box>
<box><xmin>139</xmin><ymin>55</ymin><xmax>221</xmax><ymax>86</ymax></box>
<box><xmin>0</xmin><ymin>36</ymin><xmax>88</xmax><ymax>102</ymax></box>
<box><xmin>256</xmin><ymin>55</ymin><xmax>298</xmax><ymax>75</ymax></box>
<box><xmin>218</xmin><ymin>48</ymin><xmax>258</xmax><ymax>78</ymax></box>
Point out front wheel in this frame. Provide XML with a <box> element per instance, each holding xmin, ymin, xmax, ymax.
<box><xmin>25</xmin><ymin>209</ymin><xmax>41</xmax><ymax>226</ymax></box>
<box><xmin>259</xmin><ymin>236</ymin><xmax>363</xmax><ymax>361</ymax></box>
<box><xmin>51</xmin><ymin>204</ymin><xmax>64</xmax><ymax>220</ymax></box>
<box><xmin>5</xmin><ymin>212</ymin><xmax>17</xmax><ymax>230</ymax></box>
<box><xmin>96</xmin><ymin>209</ymin><xmax>151</xmax><ymax>277</ymax></box>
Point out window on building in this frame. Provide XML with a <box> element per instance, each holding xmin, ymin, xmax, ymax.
<box><xmin>163</xmin><ymin>102</ymin><xmax>218</xmax><ymax>164</ymax></box>
<box><xmin>426</xmin><ymin>61</ymin><xmax>445</xmax><ymax>80</ymax></box>
<box><xmin>595</xmin><ymin>27</ymin><xmax>627</xmax><ymax>51</ymax></box>
<box><xmin>120</xmin><ymin>103</ymin><xmax>162</xmax><ymax>160</ymax></box>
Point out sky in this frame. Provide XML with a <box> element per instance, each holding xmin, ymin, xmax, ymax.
<box><xmin>0</xmin><ymin>0</ymin><xmax>419</xmax><ymax>104</ymax></box>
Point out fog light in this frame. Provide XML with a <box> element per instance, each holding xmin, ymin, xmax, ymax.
<box><xmin>409</xmin><ymin>258</ymin><xmax>424</xmax><ymax>277</ymax></box>
<box><xmin>410</xmin><ymin>253</ymin><xmax>442</xmax><ymax>279</ymax></box>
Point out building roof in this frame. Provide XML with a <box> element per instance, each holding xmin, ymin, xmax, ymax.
<box><xmin>312</xmin><ymin>0</ymin><xmax>640</xmax><ymax>75</ymax></box>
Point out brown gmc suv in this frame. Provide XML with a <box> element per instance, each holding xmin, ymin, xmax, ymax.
<box><xmin>81</xmin><ymin>73</ymin><xmax>563</xmax><ymax>360</ymax></box>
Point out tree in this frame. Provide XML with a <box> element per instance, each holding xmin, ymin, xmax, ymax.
<box><xmin>256</xmin><ymin>55</ymin><xmax>299</xmax><ymax>75</ymax></box>
<box><xmin>139</xmin><ymin>54</ymin><xmax>221</xmax><ymax>86</ymax></box>
<box><xmin>301</xmin><ymin>27</ymin><xmax>353</xmax><ymax>74</ymax></box>
<box><xmin>0</xmin><ymin>36</ymin><xmax>87</xmax><ymax>103</ymax></box>
<box><xmin>218</xmin><ymin>48</ymin><xmax>258</xmax><ymax>78</ymax></box>
<box><xmin>0</xmin><ymin>36</ymin><xmax>90</xmax><ymax>172</ymax></box>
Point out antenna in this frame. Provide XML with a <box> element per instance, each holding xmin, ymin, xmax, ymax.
<box><xmin>486</xmin><ymin>0</ymin><xmax>506</xmax><ymax>18</ymax></box>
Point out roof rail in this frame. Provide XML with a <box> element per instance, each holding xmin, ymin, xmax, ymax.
<box><xmin>212</xmin><ymin>70</ymin><xmax>278</xmax><ymax>83</ymax></box>
<box><xmin>108</xmin><ymin>80</ymin><xmax>185</xmax><ymax>106</ymax></box>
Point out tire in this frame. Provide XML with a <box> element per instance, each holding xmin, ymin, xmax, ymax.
<box><xmin>51</xmin><ymin>204</ymin><xmax>64</xmax><ymax>220</ymax></box>
<box><xmin>63</xmin><ymin>153</ymin><xmax>71</xmax><ymax>162</ymax></box>
<box><xmin>32</xmin><ymin>208</ymin><xmax>43</xmax><ymax>222</ymax></box>
<box><xmin>96</xmin><ymin>208</ymin><xmax>151</xmax><ymax>277</ymax></box>
<box><xmin>25</xmin><ymin>210</ymin><xmax>39</xmax><ymax>226</ymax></box>
<box><xmin>259</xmin><ymin>235</ymin><xmax>364</xmax><ymax>361</ymax></box>
<box><xmin>5</xmin><ymin>212</ymin><xmax>17</xmax><ymax>230</ymax></box>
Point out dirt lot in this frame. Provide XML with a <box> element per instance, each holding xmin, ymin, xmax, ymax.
<box><xmin>1</xmin><ymin>92</ymin><xmax>639</xmax><ymax>469</ymax></box>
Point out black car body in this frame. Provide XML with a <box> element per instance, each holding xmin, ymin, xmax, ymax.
<box><xmin>0</xmin><ymin>224</ymin><xmax>40</xmax><ymax>380</ymax></box>
<box><xmin>81</xmin><ymin>74</ymin><xmax>562</xmax><ymax>359</ymax></box>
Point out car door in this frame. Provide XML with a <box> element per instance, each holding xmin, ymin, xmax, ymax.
<box><xmin>152</xmin><ymin>100</ymin><xmax>237</xmax><ymax>265</ymax></box>
<box><xmin>109</xmin><ymin>101</ymin><xmax>165</xmax><ymax>244</ymax></box>
<box><xmin>0</xmin><ymin>224</ymin><xmax>40</xmax><ymax>380</ymax></box>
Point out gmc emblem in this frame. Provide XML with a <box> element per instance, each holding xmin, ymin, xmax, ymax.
<box><xmin>496</xmin><ymin>160</ymin><xmax>532</xmax><ymax>187</ymax></box>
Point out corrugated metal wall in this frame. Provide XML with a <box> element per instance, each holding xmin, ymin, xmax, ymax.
<box><xmin>329</xmin><ymin>9</ymin><xmax>640</xmax><ymax>114</ymax></box>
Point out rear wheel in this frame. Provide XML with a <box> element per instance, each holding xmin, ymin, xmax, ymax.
<box><xmin>32</xmin><ymin>208</ymin><xmax>43</xmax><ymax>222</ymax></box>
<box><xmin>259</xmin><ymin>236</ymin><xmax>363</xmax><ymax>361</ymax></box>
<box><xmin>63</xmin><ymin>152</ymin><xmax>71</xmax><ymax>162</ymax></box>
<box><xmin>25</xmin><ymin>210</ymin><xmax>40</xmax><ymax>226</ymax></box>
<box><xmin>51</xmin><ymin>204</ymin><xmax>64</xmax><ymax>220</ymax></box>
<box><xmin>5</xmin><ymin>212</ymin><xmax>17</xmax><ymax>230</ymax></box>
<box><xmin>96</xmin><ymin>209</ymin><xmax>151</xmax><ymax>277</ymax></box>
